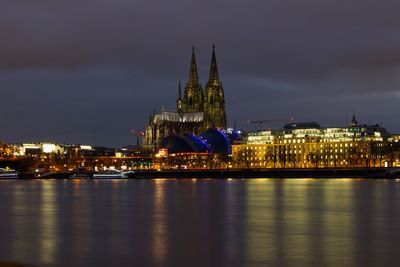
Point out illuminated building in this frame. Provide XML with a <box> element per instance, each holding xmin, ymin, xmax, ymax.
<box><xmin>232</xmin><ymin>116</ymin><xmax>397</xmax><ymax>168</ymax></box>
<box><xmin>203</xmin><ymin>45</ymin><xmax>227</xmax><ymax>130</ymax></box>
<box><xmin>0</xmin><ymin>142</ymin><xmax>14</xmax><ymax>158</ymax></box>
<box><xmin>13</xmin><ymin>143</ymin><xmax>66</xmax><ymax>157</ymax></box>
<box><xmin>153</xmin><ymin>129</ymin><xmax>239</xmax><ymax>169</ymax></box>
<box><xmin>143</xmin><ymin>46</ymin><xmax>227</xmax><ymax>150</ymax></box>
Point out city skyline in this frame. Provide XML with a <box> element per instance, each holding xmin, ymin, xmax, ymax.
<box><xmin>2</xmin><ymin>1</ymin><xmax>400</xmax><ymax>146</ymax></box>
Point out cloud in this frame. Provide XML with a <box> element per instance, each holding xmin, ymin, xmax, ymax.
<box><xmin>1</xmin><ymin>0</ymin><xmax>400</xmax><ymax>145</ymax></box>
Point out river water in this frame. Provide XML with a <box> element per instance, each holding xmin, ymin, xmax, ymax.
<box><xmin>0</xmin><ymin>178</ymin><xmax>399</xmax><ymax>267</ymax></box>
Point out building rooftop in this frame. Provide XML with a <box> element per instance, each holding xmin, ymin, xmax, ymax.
<box><xmin>283</xmin><ymin>122</ymin><xmax>321</xmax><ymax>131</ymax></box>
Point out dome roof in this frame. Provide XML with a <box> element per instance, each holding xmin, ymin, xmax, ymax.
<box><xmin>227</xmin><ymin>130</ymin><xmax>241</xmax><ymax>140</ymax></box>
<box><xmin>160</xmin><ymin>134</ymin><xmax>209</xmax><ymax>153</ymax></box>
<box><xmin>200</xmin><ymin>129</ymin><xmax>230</xmax><ymax>154</ymax></box>
<box><xmin>161</xmin><ymin>129</ymin><xmax>237</xmax><ymax>154</ymax></box>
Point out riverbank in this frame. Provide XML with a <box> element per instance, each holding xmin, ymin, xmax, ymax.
<box><xmin>5</xmin><ymin>167</ymin><xmax>400</xmax><ymax>179</ymax></box>
<box><xmin>128</xmin><ymin>168</ymin><xmax>399</xmax><ymax>179</ymax></box>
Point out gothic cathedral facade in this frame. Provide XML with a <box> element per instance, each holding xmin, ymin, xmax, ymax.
<box><xmin>143</xmin><ymin>46</ymin><xmax>227</xmax><ymax>150</ymax></box>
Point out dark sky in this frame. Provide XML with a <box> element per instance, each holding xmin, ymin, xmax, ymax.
<box><xmin>1</xmin><ymin>0</ymin><xmax>400</xmax><ymax>146</ymax></box>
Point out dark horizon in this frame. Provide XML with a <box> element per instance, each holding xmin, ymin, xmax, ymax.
<box><xmin>2</xmin><ymin>1</ymin><xmax>400</xmax><ymax>146</ymax></box>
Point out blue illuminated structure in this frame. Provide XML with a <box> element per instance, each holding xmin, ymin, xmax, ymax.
<box><xmin>160</xmin><ymin>128</ymin><xmax>240</xmax><ymax>154</ymax></box>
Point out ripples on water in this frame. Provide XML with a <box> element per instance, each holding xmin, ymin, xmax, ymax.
<box><xmin>0</xmin><ymin>179</ymin><xmax>399</xmax><ymax>267</ymax></box>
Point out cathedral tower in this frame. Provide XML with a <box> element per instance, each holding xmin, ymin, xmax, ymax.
<box><xmin>203</xmin><ymin>45</ymin><xmax>227</xmax><ymax>129</ymax></box>
<box><xmin>182</xmin><ymin>47</ymin><xmax>203</xmax><ymax>112</ymax></box>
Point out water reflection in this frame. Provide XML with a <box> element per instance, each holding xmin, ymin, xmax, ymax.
<box><xmin>11</xmin><ymin>182</ymin><xmax>29</xmax><ymax>261</ymax></box>
<box><xmin>244</xmin><ymin>180</ymin><xmax>368</xmax><ymax>267</ymax></box>
<box><xmin>222</xmin><ymin>180</ymin><xmax>246</xmax><ymax>266</ymax></box>
<box><xmin>324</xmin><ymin>180</ymin><xmax>356</xmax><ymax>266</ymax></box>
<box><xmin>0</xmin><ymin>179</ymin><xmax>400</xmax><ymax>267</ymax></box>
<box><xmin>69</xmin><ymin>179</ymin><xmax>90</xmax><ymax>265</ymax></box>
<box><xmin>40</xmin><ymin>181</ymin><xmax>58</xmax><ymax>264</ymax></box>
<box><xmin>305</xmin><ymin>180</ymin><xmax>326</xmax><ymax>266</ymax></box>
<box><xmin>284</xmin><ymin>180</ymin><xmax>309</xmax><ymax>265</ymax></box>
<box><xmin>245</xmin><ymin>180</ymin><xmax>270</xmax><ymax>265</ymax></box>
<box><xmin>152</xmin><ymin>179</ymin><xmax>168</xmax><ymax>266</ymax></box>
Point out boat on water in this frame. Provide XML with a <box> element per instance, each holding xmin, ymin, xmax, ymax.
<box><xmin>92</xmin><ymin>169</ymin><xmax>126</xmax><ymax>179</ymax></box>
<box><xmin>69</xmin><ymin>167</ymin><xmax>92</xmax><ymax>179</ymax></box>
<box><xmin>69</xmin><ymin>173</ymin><xmax>92</xmax><ymax>179</ymax></box>
<box><xmin>0</xmin><ymin>168</ymin><xmax>19</xmax><ymax>179</ymax></box>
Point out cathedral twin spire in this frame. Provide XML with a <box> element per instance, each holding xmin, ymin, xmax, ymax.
<box><xmin>208</xmin><ymin>45</ymin><xmax>220</xmax><ymax>83</ymax></box>
<box><xmin>187</xmin><ymin>46</ymin><xmax>200</xmax><ymax>86</ymax></box>
<box><xmin>178</xmin><ymin>45</ymin><xmax>227</xmax><ymax>130</ymax></box>
<box><xmin>181</xmin><ymin>46</ymin><xmax>204</xmax><ymax>113</ymax></box>
<box><xmin>204</xmin><ymin>45</ymin><xmax>227</xmax><ymax>129</ymax></box>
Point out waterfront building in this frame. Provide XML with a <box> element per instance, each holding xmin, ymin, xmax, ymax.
<box><xmin>143</xmin><ymin>46</ymin><xmax>227</xmax><ymax>150</ymax></box>
<box><xmin>232</xmin><ymin>117</ymin><xmax>397</xmax><ymax>168</ymax></box>
<box><xmin>0</xmin><ymin>142</ymin><xmax>14</xmax><ymax>158</ymax></box>
<box><xmin>7</xmin><ymin>142</ymin><xmax>154</xmax><ymax>171</ymax></box>
<box><xmin>11</xmin><ymin>143</ymin><xmax>125</xmax><ymax>159</ymax></box>
<box><xmin>152</xmin><ymin>128</ymin><xmax>239</xmax><ymax>169</ymax></box>
<box><xmin>14</xmin><ymin>143</ymin><xmax>67</xmax><ymax>157</ymax></box>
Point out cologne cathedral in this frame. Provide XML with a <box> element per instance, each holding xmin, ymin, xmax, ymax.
<box><xmin>143</xmin><ymin>46</ymin><xmax>227</xmax><ymax>150</ymax></box>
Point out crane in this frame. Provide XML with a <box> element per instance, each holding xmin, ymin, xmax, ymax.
<box><xmin>247</xmin><ymin>118</ymin><xmax>294</xmax><ymax>131</ymax></box>
<box><xmin>130</xmin><ymin>129</ymin><xmax>145</xmax><ymax>147</ymax></box>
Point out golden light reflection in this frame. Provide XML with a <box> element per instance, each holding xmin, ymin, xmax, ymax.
<box><xmin>322</xmin><ymin>180</ymin><xmax>355</xmax><ymax>266</ymax></box>
<box><xmin>281</xmin><ymin>180</ymin><xmax>309</xmax><ymax>265</ymax></box>
<box><xmin>245</xmin><ymin>179</ymin><xmax>356</xmax><ymax>266</ymax></box>
<box><xmin>302</xmin><ymin>178</ymin><xmax>318</xmax><ymax>181</ymax></box>
<box><xmin>40</xmin><ymin>181</ymin><xmax>58</xmax><ymax>265</ymax></box>
<box><xmin>337</xmin><ymin>178</ymin><xmax>354</xmax><ymax>182</ymax></box>
<box><xmin>252</xmin><ymin>178</ymin><xmax>271</xmax><ymax>183</ymax></box>
<box><xmin>245</xmin><ymin>180</ymin><xmax>273</xmax><ymax>264</ymax></box>
<box><xmin>71</xmin><ymin>179</ymin><xmax>82</xmax><ymax>184</ymax></box>
<box><xmin>152</xmin><ymin>180</ymin><xmax>167</xmax><ymax>266</ymax></box>
<box><xmin>154</xmin><ymin>178</ymin><xmax>167</xmax><ymax>183</ymax></box>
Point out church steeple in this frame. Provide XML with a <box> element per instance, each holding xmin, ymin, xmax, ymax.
<box><xmin>203</xmin><ymin>45</ymin><xmax>227</xmax><ymax>130</ymax></box>
<box><xmin>187</xmin><ymin>46</ymin><xmax>200</xmax><ymax>86</ymax></box>
<box><xmin>183</xmin><ymin>46</ymin><xmax>203</xmax><ymax>112</ymax></box>
<box><xmin>351</xmin><ymin>113</ymin><xmax>358</xmax><ymax>127</ymax></box>
<box><xmin>208</xmin><ymin>45</ymin><xmax>220</xmax><ymax>83</ymax></box>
